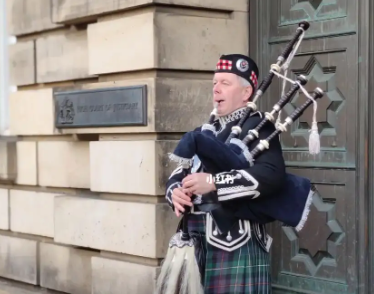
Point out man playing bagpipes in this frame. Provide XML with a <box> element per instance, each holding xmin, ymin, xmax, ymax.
<box><xmin>164</xmin><ymin>53</ymin><xmax>285</xmax><ymax>293</ymax></box>
<box><xmin>158</xmin><ymin>21</ymin><xmax>323</xmax><ymax>294</ymax></box>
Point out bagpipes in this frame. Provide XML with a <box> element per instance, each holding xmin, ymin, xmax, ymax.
<box><xmin>168</xmin><ymin>20</ymin><xmax>320</xmax><ymax>230</ymax></box>
<box><xmin>155</xmin><ymin>21</ymin><xmax>320</xmax><ymax>294</ymax></box>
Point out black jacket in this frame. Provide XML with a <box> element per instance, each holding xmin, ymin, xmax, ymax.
<box><xmin>165</xmin><ymin>108</ymin><xmax>286</xmax><ymax>252</ymax></box>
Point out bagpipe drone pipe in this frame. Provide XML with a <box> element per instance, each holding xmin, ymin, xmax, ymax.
<box><xmin>168</xmin><ymin>20</ymin><xmax>322</xmax><ymax>232</ymax></box>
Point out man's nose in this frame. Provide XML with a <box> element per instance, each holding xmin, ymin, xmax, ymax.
<box><xmin>213</xmin><ymin>84</ymin><xmax>221</xmax><ymax>94</ymax></box>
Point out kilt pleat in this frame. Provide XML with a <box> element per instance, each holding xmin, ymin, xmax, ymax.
<box><xmin>187</xmin><ymin>213</ymin><xmax>271</xmax><ymax>294</ymax></box>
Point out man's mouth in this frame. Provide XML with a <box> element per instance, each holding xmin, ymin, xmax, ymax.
<box><xmin>217</xmin><ymin>100</ymin><xmax>224</xmax><ymax>105</ymax></box>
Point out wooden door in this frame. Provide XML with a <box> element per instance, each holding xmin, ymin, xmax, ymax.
<box><xmin>249</xmin><ymin>1</ymin><xmax>373</xmax><ymax>293</ymax></box>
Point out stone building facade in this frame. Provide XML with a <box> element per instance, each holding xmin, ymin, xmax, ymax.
<box><xmin>0</xmin><ymin>1</ymin><xmax>249</xmax><ymax>293</ymax></box>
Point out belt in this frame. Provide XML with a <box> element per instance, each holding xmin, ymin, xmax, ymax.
<box><xmin>191</xmin><ymin>203</ymin><xmax>220</xmax><ymax>214</ymax></box>
<box><xmin>191</xmin><ymin>203</ymin><xmax>239</xmax><ymax>235</ymax></box>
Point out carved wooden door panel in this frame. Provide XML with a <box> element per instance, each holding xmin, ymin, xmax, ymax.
<box><xmin>249</xmin><ymin>1</ymin><xmax>369</xmax><ymax>293</ymax></box>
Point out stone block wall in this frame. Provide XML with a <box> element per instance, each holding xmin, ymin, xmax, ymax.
<box><xmin>0</xmin><ymin>0</ymin><xmax>249</xmax><ymax>293</ymax></box>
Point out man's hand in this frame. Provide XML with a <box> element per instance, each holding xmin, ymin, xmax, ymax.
<box><xmin>182</xmin><ymin>173</ymin><xmax>217</xmax><ymax>195</ymax></box>
<box><xmin>172</xmin><ymin>187</ymin><xmax>193</xmax><ymax>217</ymax></box>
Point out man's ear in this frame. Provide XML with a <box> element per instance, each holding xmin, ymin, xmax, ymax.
<box><xmin>243</xmin><ymin>85</ymin><xmax>253</xmax><ymax>101</ymax></box>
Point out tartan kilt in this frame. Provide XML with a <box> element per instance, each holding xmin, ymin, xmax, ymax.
<box><xmin>188</xmin><ymin>213</ymin><xmax>271</xmax><ymax>294</ymax></box>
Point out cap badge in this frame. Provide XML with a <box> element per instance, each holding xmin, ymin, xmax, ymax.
<box><xmin>236</xmin><ymin>59</ymin><xmax>249</xmax><ymax>72</ymax></box>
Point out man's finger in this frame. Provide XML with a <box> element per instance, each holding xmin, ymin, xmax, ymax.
<box><xmin>183</xmin><ymin>188</ymin><xmax>193</xmax><ymax>197</ymax></box>
<box><xmin>173</xmin><ymin>196</ymin><xmax>192</xmax><ymax>207</ymax></box>
<box><xmin>183</xmin><ymin>182</ymin><xmax>197</xmax><ymax>193</ymax></box>
<box><xmin>189</xmin><ymin>186</ymin><xmax>198</xmax><ymax>194</ymax></box>
<box><xmin>172</xmin><ymin>190</ymin><xmax>192</xmax><ymax>206</ymax></box>
<box><xmin>182</xmin><ymin>174</ymin><xmax>194</xmax><ymax>184</ymax></box>
<box><xmin>174</xmin><ymin>189</ymin><xmax>192</xmax><ymax>202</ymax></box>
<box><xmin>181</xmin><ymin>175</ymin><xmax>190</xmax><ymax>184</ymax></box>
<box><xmin>177</xmin><ymin>199</ymin><xmax>192</xmax><ymax>207</ymax></box>
<box><xmin>174</xmin><ymin>202</ymin><xmax>185</xmax><ymax>214</ymax></box>
<box><xmin>182</xmin><ymin>179</ymin><xmax>196</xmax><ymax>189</ymax></box>
<box><xmin>174</xmin><ymin>188</ymin><xmax>191</xmax><ymax>201</ymax></box>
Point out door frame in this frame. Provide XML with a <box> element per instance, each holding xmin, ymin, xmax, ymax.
<box><xmin>358</xmin><ymin>1</ymin><xmax>373</xmax><ymax>294</ymax></box>
<box><xmin>367</xmin><ymin>0</ymin><xmax>374</xmax><ymax>293</ymax></box>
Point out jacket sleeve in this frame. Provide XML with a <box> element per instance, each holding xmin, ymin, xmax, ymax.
<box><xmin>211</xmin><ymin>121</ymin><xmax>286</xmax><ymax>202</ymax></box>
<box><xmin>165</xmin><ymin>126</ymin><xmax>202</xmax><ymax>209</ymax></box>
<box><xmin>165</xmin><ymin>164</ymin><xmax>184</xmax><ymax>209</ymax></box>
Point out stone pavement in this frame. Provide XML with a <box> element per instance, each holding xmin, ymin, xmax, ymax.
<box><xmin>0</xmin><ymin>279</ymin><xmax>59</xmax><ymax>294</ymax></box>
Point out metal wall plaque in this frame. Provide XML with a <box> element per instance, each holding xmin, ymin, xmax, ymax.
<box><xmin>54</xmin><ymin>85</ymin><xmax>147</xmax><ymax>128</ymax></box>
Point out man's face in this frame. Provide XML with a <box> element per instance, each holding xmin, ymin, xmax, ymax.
<box><xmin>212</xmin><ymin>72</ymin><xmax>253</xmax><ymax>116</ymax></box>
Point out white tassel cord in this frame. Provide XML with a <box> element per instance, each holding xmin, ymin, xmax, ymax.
<box><xmin>271</xmin><ymin>69</ymin><xmax>321</xmax><ymax>155</ymax></box>
<box><xmin>269</xmin><ymin>30</ymin><xmax>321</xmax><ymax>155</ymax></box>
<box><xmin>275</xmin><ymin>30</ymin><xmax>304</xmax><ymax>130</ymax></box>
<box><xmin>308</xmin><ymin>120</ymin><xmax>320</xmax><ymax>155</ymax></box>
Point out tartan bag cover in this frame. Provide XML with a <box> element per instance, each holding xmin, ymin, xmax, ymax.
<box><xmin>187</xmin><ymin>213</ymin><xmax>272</xmax><ymax>294</ymax></box>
